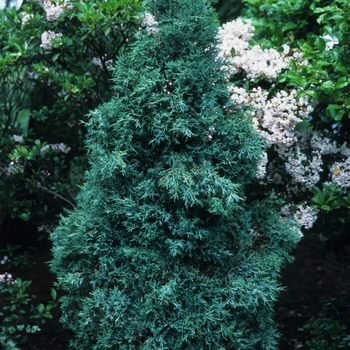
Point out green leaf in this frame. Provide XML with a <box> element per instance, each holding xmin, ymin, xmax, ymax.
<box><xmin>104</xmin><ymin>26</ymin><xmax>111</xmax><ymax>36</ymax></box>
<box><xmin>295</xmin><ymin>120</ymin><xmax>312</xmax><ymax>133</ymax></box>
<box><xmin>36</xmin><ymin>303</ymin><xmax>45</xmax><ymax>313</ymax></box>
<box><xmin>335</xmin><ymin>78</ymin><xmax>348</xmax><ymax>89</ymax></box>
<box><xmin>52</xmin><ymin>53</ymin><xmax>60</xmax><ymax>62</ymax></box>
<box><xmin>326</xmin><ymin>104</ymin><xmax>344</xmax><ymax>120</ymax></box>
<box><xmin>18</xmin><ymin>212</ymin><xmax>31</xmax><ymax>221</ymax></box>
<box><xmin>50</xmin><ymin>288</ymin><xmax>57</xmax><ymax>301</ymax></box>
<box><xmin>16</xmin><ymin>324</ymin><xmax>25</xmax><ymax>331</ymax></box>
<box><xmin>304</xmin><ymin>90</ymin><xmax>318</xmax><ymax>99</ymax></box>
<box><xmin>314</xmin><ymin>36</ymin><xmax>326</xmax><ymax>51</ymax></box>
<box><xmin>321</xmin><ymin>80</ymin><xmax>334</xmax><ymax>89</ymax></box>
<box><xmin>282</xmin><ymin>22</ymin><xmax>297</xmax><ymax>32</ymax></box>
<box><xmin>328</xmin><ymin>50</ymin><xmax>338</xmax><ymax>62</ymax></box>
<box><xmin>289</xmin><ymin>59</ymin><xmax>297</xmax><ymax>70</ymax></box>
<box><xmin>8</xmin><ymin>326</ymin><xmax>16</xmax><ymax>334</ymax></box>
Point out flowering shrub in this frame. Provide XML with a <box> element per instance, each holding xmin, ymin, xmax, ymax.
<box><xmin>0</xmin><ymin>0</ymin><xmax>143</xmax><ymax>229</ymax></box>
<box><xmin>0</xmin><ymin>1</ymin><xmax>143</xmax><ymax>347</ymax></box>
<box><xmin>304</xmin><ymin>297</ymin><xmax>350</xmax><ymax>349</ymax></box>
<box><xmin>216</xmin><ymin>1</ymin><xmax>350</xmax><ymax>263</ymax></box>
<box><xmin>0</xmin><ymin>245</ymin><xmax>63</xmax><ymax>349</ymax></box>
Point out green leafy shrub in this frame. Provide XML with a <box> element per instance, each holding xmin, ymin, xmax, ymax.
<box><xmin>217</xmin><ymin>0</ymin><xmax>350</xmax><ymax>262</ymax></box>
<box><xmin>0</xmin><ymin>0</ymin><xmax>143</xmax><ymax>230</ymax></box>
<box><xmin>213</xmin><ymin>0</ymin><xmax>245</xmax><ymax>23</ymax></box>
<box><xmin>305</xmin><ymin>298</ymin><xmax>350</xmax><ymax>349</ymax></box>
<box><xmin>50</xmin><ymin>0</ymin><xmax>300</xmax><ymax>348</ymax></box>
<box><xmin>0</xmin><ymin>2</ymin><xmax>142</xmax><ymax>346</ymax></box>
<box><xmin>0</xmin><ymin>245</ymin><xmax>63</xmax><ymax>349</ymax></box>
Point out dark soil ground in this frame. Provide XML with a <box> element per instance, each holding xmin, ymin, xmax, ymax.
<box><xmin>3</xmin><ymin>238</ymin><xmax>350</xmax><ymax>349</ymax></box>
<box><xmin>276</xmin><ymin>239</ymin><xmax>350</xmax><ymax>349</ymax></box>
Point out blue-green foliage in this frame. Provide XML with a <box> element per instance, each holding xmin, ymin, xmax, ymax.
<box><xmin>50</xmin><ymin>0</ymin><xmax>299</xmax><ymax>348</ymax></box>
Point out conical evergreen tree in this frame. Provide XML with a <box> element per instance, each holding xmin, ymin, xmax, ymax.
<box><xmin>50</xmin><ymin>0</ymin><xmax>299</xmax><ymax>349</ymax></box>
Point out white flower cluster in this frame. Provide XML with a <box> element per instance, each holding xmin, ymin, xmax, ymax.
<box><xmin>0</xmin><ymin>255</ymin><xmax>15</xmax><ymax>284</ymax></box>
<box><xmin>217</xmin><ymin>18</ymin><xmax>254</xmax><ymax>55</ymax></box>
<box><xmin>1</xmin><ymin>255</ymin><xmax>9</xmax><ymax>265</ymax></box>
<box><xmin>217</xmin><ymin>18</ymin><xmax>290</xmax><ymax>81</ymax></box>
<box><xmin>282</xmin><ymin>132</ymin><xmax>350</xmax><ymax>193</ymax></box>
<box><xmin>261</xmin><ymin>131</ymin><xmax>350</xmax><ymax>196</ymax></box>
<box><xmin>40</xmin><ymin>143</ymin><xmax>71</xmax><ymax>153</ymax></box>
<box><xmin>281</xmin><ymin>203</ymin><xmax>318</xmax><ymax>231</ymax></box>
<box><xmin>12</xmin><ymin>134</ymin><xmax>24</xmax><ymax>143</ymax></box>
<box><xmin>140</xmin><ymin>12</ymin><xmax>159</xmax><ymax>34</ymax></box>
<box><xmin>0</xmin><ymin>272</ymin><xmax>15</xmax><ymax>284</ymax></box>
<box><xmin>329</xmin><ymin>143</ymin><xmax>350</xmax><ymax>188</ymax></box>
<box><xmin>230</xmin><ymin>87</ymin><xmax>314</xmax><ymax>147</ymax></box>
<box><xmin>1</xmin><ymin>160</ymin><xmax>23</xmax><ymax>176</ymax></box>
<box><xmin>284</xmin><ymin>143</ymin><xmax>323</xmax><ymax>192</ymax></box>
<box><xmin>256</xmin><ymin>151</ymin><xmax>268</xmax><ymax>180</ymax></box>
<box><xmin>92</xmin><ymin>55</ymin><xmax>113</xmax><ymax>70</ymax></box>
<box><xmin>37</xmin><ymin>224</ymin><xmax>52</xmax><ymax>232</ymax></box>
<box><xmin>0</xmin><ymin>0</ymin><xmax>22</xmax><ymax>10</ymax></box>
<box><xmin>40</xmin><ymin>30</ymin><xmax>63</xmax><ymax>50</ymax></box>
<box><xmin>217</xmin><ymin>18</ymin><xmax>350</xmax><ymax>232</ymax></box>
<box><xmin>36</xmin><ymin>0</ymin><xmax>72</xmax><ymax>22</ymax></box>
<box><xmin>21</xmin><ymin>13</ymin><xmax>34</xmax><ymax>25</ymax></box>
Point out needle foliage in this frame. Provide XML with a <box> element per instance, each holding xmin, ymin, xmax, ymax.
<box><xmin>50</xmin><ymin>0</ymin><xmax>299</xmax><ymax>348</ymax></box>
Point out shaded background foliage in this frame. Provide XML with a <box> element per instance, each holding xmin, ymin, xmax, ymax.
<box><xmin>213</xmin><ymin>0</ymin><xmax>244</xmax><ymax>23</ymax></box>
<box><xmin>1</xmin><ymin>0</ymin><xmax>143</xmax><ymax>346</ymax></box>
<box><xmin>0</xmin><ymin>0</ymin><xmax>143</xmax><ymax>236</ymax></box>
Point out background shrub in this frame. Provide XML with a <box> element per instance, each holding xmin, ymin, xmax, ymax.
<box><xmin>0</xmin><ymin>1</ymin><xmax>143</xmax><ymax>347</ymax></box>
<box><xmin>0</xmin><ymin>0</ymin><xmax>143</xmax><ymax>234</ymax></box>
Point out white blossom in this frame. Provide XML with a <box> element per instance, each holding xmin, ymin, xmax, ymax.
<box><xmin>217</xmin><ymin>18</ymin><xmax>345</xmax><ymax>235</ymax></box>
<box><xmin>12</xmin><ymin>134</ymin><xmax>23</xmax><ymax>143</ymax></box>
<box><xmin>92</xmin><ymin>55</ymin><xmax>113</xmax><ymax>70</ymax></box>
<box><xmin>217</xmin><ymin>18</ymin><xmax>290</xmax><ymax>81</ymax></box>
<box><xmin>310</xmin><ymin>131</ymin><xmax>339</xmax><ymax>155</ymax></box>
<box><xmin>282</xmin><ymin>44</ymin><xmax>290</xmax><ymax>55</ymax></box>
<box><xmin>141</xmin><ymin>12</ymin><xmax>159</xmax><ymax>34</ymax></box>
<box><xmin>284</xmin><ymin>144</ymin><xmax>323</xmax><ymax>191</ymax></box>
<box><xmin>281</xmin><ymin>203</ymin><xmax>318</xmax><ymax>230</ymax></box>
<box><xmin>21</xmin><ymin>13</ymin><xmax>34</xmax><ymax>25</ymax></box>
<box><xmin>40</xmin><ymin>30</ymin><xmax>63</xmax><ymax>50</ymax></box>
<box><xmin>216</xmin><ymin>18</ymin><xmax>254</xmax><ymax>57</ymax></box>
<box><xmin>330</xmin><ymin>158</ymin><xmax>350</xmax><ymax>188</ymax></box>
<box><xmin>321</xmin><ymin>33</ymin><xmax>339</xmax><ymax>50</ymax></box>
<box><xmin>256</xmin><ymin>151</ymin><xmax>268</xmax><ymax>180</ymax></box>
<box><xmin>1</xmin><ymin>160</ymin><xmax>23</xmax><ymax>176</ymax></box>
<box><xmin>36</xmin><ymin>0</ymin><xmax>72</xmax><ymax>22</ymax></box>
<box><xmin>0</xmin><ymin>0</ymin><xmax>22</xmax><ymax>10</ymax></box>
<box><xmin>230</xmin><ymin>86</ymin><xmax>314</xmax><ymax>147</ymax></box>
<box><xmin>1</xmin><ymin>255</ymin><xmax>9</xmax><ymax>264</ymax></box>
<box><xmin>0</xmin><ymin>272</ymin><xmax>15</xmax><ymax>284</ymax></box>
<box><xmin>40</xmin><ymin>143</ymin><xmax>71</xmax><ymax>153</ymax></box>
